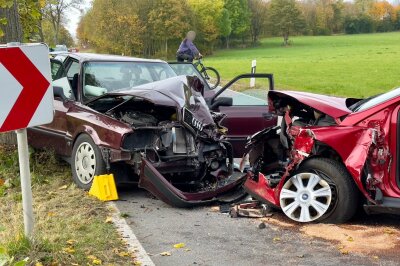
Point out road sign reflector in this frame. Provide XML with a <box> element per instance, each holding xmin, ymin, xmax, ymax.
<box><xmin>89</xmin><ymin>174</ymin><xmax>119</xmax><ymax>201</ymax></box>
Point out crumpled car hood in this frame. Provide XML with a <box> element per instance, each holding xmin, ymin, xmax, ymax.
<box><xmin>269</xmin><ymin>90</ymin><xmax>355</xmax><ymax>119</ymax></box>
<box><xmin>88</xmin><ymin>75</ymin><xmax>215</xmax><ymax>125</ymax></box>
<box><xmin>91</xmin><ymin>76</ymin><xmax>193</xmax><ymax>107</ymax></box>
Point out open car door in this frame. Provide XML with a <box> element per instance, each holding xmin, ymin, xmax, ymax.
<box><xmin>209</xmin><ymin>74</ymin><xmax>277</xmax><ymax>157</ymax></box>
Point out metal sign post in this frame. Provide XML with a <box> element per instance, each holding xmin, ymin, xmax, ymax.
<box><xmin>16</xmin><ymin>128</ymin><xmax>34</xmax><ymax>237</ymax></box>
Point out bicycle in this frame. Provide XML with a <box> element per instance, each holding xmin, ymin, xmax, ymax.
<box><xmin>193</xmin><ymin>57</ymin><xmax>220</xmax><ymax>90</ymax></box>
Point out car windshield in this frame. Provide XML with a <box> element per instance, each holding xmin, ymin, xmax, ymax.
<box><xmin>353</xmin><ymin>87</ymin><xmax>400</xmax><ymax>112</ymax></box>
<box><xmin>169</xmin><ymin>63</ymin><xmax>210</xmax><ymax>90</ymax></box>
<box><xmin>53</xmin><ymin>46</ymin><xmax>67</xmax><ymax>52</ymax></box>
<box><xmin>82</xmin><ymin>61</ymin><xmax>177</xmax><ymax>98</ymax></box>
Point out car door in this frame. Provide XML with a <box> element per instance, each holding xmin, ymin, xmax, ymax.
<box><xmin>389</xmin><ymin>105</ymin><xmax>400</xmax><ymax>196</ymax></box>
<box><xmin>210</xmin><ymin>74</ymin><xmax>277</xmax><ymax>157</ymax></box>
<box><xmin>28</xmin><ymin>59</ymin><xmax>77</xmax><ymax>156</ymax></box>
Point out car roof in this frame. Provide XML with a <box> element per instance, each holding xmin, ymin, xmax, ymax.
<box><xmin>68</xmin><ymin>53</ymin><xmax>166</xmax><ymax>63</ymax></box>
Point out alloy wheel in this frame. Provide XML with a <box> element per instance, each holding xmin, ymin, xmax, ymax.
<box><xmin>280</xmin><ymin>172</ymin><xmax>332</xmax><ymax>222</ymax></box>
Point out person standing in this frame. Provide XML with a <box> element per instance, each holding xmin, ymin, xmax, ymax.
<box><xmin>176</xmin><ymin>31</ymin><xmax>202</xmax><ymax>62</ymax></box>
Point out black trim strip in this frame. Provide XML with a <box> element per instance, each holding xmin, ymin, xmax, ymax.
<box><xmin>29</xmin><ymin>127</ymin><xmax>71</xmax><ymax>141</ymax></box>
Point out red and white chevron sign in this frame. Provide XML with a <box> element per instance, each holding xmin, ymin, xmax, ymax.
<box><xmin>0</xmin><ymin>43</ymin><xmax>53</xmax><ymax>133</ymax></box>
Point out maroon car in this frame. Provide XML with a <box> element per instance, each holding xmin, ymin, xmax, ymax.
<box><xmin>244</xmin><ymin>89</ymin><xmax>400</xmax><ymax>223</ymax></box>
<box><xmin>29</xmin><ymin>53</ymin><xmax>276</xmax><ymax>206</ymax></box>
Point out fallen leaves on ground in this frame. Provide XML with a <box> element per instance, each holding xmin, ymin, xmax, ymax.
<box><xmin>66</xmin><ymin>239</ymin><xmax>77</xmax><ymax>245</ymax></box>
<box><xmin>87</xmin><ymin>255</ymin><xmax>102</xmax><ymax>265</ymax></box>
<box><xmin>105</xmin><ymin>217</ymin><xmax>113</xmax><ymax>224</ymax></box>
<box><xmin>173</xmin><ymin>243</ymin><xmax>185</xmax><ymax>249</ymax></box>
<box><xmin>160</xmin><ymin>252</ymin><xmax>171</xmax><ymax>256</ymax></box>
<box><xmin>383</xmin><ymin>228</ymin><xmax>396</xmax><ymax>235</ymax></box>
<box><xmin>62</xmin><ymin>247</ymin><xmax>75</xmax><ymax>254</ymax></box>
<box><xmin>272</xmin><ymin>237</ymin><xmax>281</xmax><ymax>242</ymax></box>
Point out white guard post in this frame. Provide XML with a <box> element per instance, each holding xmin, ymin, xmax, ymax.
<box><xmin>250</xmin><ymin>59</ymin><xmax>257</xmax><ymax>88</ymax></box>
<box><xmin>16</xmin><ymin>128</ymin><xmax>34</xmax><ymax>237</ymax></box>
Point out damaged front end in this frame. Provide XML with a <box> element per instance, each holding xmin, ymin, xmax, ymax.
<box><xmin>243</xmin><ymin>90</ymin><xmax>392</xmax><ymax>222</ymax></box>
<box><xmin>91</xmin><ymin>76</ymin><xmax>246</xmax><ymax>207</ymax></box>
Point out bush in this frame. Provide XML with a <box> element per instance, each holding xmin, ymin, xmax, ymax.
<box><xmin>376</xmin><ymin>18</ymin><xmax>395</xmax><ymax>33</ymax></box>
<box><xmin>344</xmin><ymin>16</ymin><xmax>374</xmax><ymax>34</ymax></box>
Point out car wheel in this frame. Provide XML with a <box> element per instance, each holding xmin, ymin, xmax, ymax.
<box><xmin>279</xmin><ymin>158</ymin><xmax>358</xmax><ymax>223</ymax></box>
<box><xmin>71</xmin><ymin>134</ymin><xmax>106</xmax><ymax>190</ymax></box>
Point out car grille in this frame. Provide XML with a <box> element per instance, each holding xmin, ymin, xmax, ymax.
<box><xmin>183</xmin><ymin>107</ymin><xmax>204</xmax><ymax>132</ymax></box>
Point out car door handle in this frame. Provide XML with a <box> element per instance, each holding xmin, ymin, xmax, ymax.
<box><xmin>262</xmin><ymin>113</ymin><xmax>275</xmax><ymax>121</ymax></box>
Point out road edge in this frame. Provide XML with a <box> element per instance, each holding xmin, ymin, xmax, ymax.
<box><xmin>108</xmin><ymin>202</ymin><xmax>155</xmax><ymax>266</ymax></box>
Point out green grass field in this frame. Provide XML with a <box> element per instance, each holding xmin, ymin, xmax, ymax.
<box><xmin>206</xmin><ymin>32</ymin><xmax>400</xmax><ymax>98</ymax></box>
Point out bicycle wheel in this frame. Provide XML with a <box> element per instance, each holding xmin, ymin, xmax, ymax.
<box><xmin>200</xmin><ymin>67</ymin><xmax>220</xmax><ymax>89</ymax></box>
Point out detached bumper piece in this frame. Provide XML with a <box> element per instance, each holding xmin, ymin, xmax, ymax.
<box><xmin>243</xmin><ymin>173</ymin><xmax>280</xmax><ymax>207</ymax></box>
<box><xmin>138</xmin><ymin>159</ymin><xmax>247</xmax><ymax>208</ymax></box>
<box><xmin>229</xmin><ymin>201</ymin><xmax>272</xmax><ymax>218</ymax></box>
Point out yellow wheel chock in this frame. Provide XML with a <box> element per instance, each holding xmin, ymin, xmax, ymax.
<box><xmin>89</xmin><ymin>174</ymin><xmax>119</xmax><ymax>201</ymax></box>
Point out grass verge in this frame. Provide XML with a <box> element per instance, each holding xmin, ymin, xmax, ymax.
<box><xmin>0</xmin><ymin>145</ymin><xmax>139</xmax><ymax>265</ymax></box>
<box><xmin>207</xmin><ymin>32</ymin><xmax>400</xmax><ymax>98</ymax></box>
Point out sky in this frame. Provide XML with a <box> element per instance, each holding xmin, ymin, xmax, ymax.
<box><xmin>66</xmin><ymin>0</ymin><xmax>92</xmax><ymax>39</ymax></box>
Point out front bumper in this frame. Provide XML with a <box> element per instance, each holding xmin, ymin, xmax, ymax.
<box><xmin>138</xmin><ymin>158</ymin><xmax>247</xmax><ymax>207</ymax></box>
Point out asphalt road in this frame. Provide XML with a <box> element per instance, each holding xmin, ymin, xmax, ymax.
<box><xmin>115</xmin><ymin>187</ymin><xmax>399</xmax><ymax>266</ymax></box>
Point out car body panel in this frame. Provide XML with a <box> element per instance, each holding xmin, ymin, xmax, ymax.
<box><xmin>269</xmin><ymin>90</ymin><xmax>353</xmax><ymax>119</ymax></box>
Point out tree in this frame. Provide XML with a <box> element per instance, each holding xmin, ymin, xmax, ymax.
<box><xmin>78</xmin><ymin>0</ymin><xmax>143</xmax><ymax>55</ymax></box>
<box><xmin>43</xmin><ymin>0</ymin><xmax>81</xmax><ymax>44</ymax></box>
<box><xmin>269</xmin><ymin>0</ymin><xmax>305</xmax><ymax>46</ymax></box>
<box><xmin>369</xmin><ymin>1</ymin><xmax>395</xmax><ymax>21</ymax></box>
<box><xmin>42</xmin><ymin>19</ymin><xmax>73</xmax><ymax>46</ymax></box>
<box><xmin>148</xmin><ymin>0</ymin><xmax>191</xmax><ymax>57</ymax></box>
<box><xmin>355</xmin><ymin>0</ymin><xmax>375</xmax><ymax>14</ymax></box>
<box><xmin>0</xmin><ymin>0</ymin><xmax>23</xmax><ymax>42</ymax></box>
<box><xmin>224</xmin><ymin>0</ymin><xmax>251</xmax><ymax>46</ymax></box>
<box><xmin>188</xmin><ymin>0</ymin><xmax>225</xmax><ymax>52</ymax></box>
<box><xmin>17</xmin><ymin>0</ymin><xmax>43</xmax><ymax>41</ymax></box>
<box><xmin>331</xmin><ymin>0</ymin><xmax>345</xmax><ymax>33</ymax></box>
<box><xmin>218</xmin><ymin>8</ymin><xmax>231</xmax><ymax>48</ymax></box>
<box><xmin>248</xmin><ymin>0</ymin><xmax>268</xmax><ymax>45</ymax></box>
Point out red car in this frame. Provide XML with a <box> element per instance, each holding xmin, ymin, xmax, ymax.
<box><xmin>29</xmin><ymin>53</ymin><xmax>276</xmax><ymax>206</ymax></box>
<box><xmin>244</xmin><ymin>89</ymin><xmax>400</xmax><ymax>223</ymax></box>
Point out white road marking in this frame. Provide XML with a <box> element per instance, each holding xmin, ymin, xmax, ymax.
<box><xmin>108</xmin><ymin>202</ymin><xmax>155</xmax><ymax>266</ymax></box>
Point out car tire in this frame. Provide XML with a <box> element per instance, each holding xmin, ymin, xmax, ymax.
<box><xmin>71</xmin><ymin>134</ymin><xmax>106</xmax><ymax>190</ymax></box>
<box><xmin>279</xmin><ymin>158</ymin><xmax>359</xmax><ymax>223</ymax></box>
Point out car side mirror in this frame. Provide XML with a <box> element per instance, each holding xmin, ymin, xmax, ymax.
<box><xmin>53</xmin><ymin>86</ymin><xmax>68</xmax><ymax>101</ymax></box>
<box><xmin>210</xmin><ymin>97</ymin><xmax>233</xmax><ymax>110</ymax></box>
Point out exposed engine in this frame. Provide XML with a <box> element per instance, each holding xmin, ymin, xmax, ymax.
<box><xmin>109</xmin><ymin>99</ymin><xmax>232</xmax><ymax>190</ymax></box>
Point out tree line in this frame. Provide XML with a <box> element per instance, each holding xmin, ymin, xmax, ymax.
<box><xmin>1</xmin><ymin>0</ymin><xmax>400</xmax><ymax>57</ymax></box>
<box><xmin>77</xmin><ymin>0</ymin><xmax>400</xmax><ymax>57</ymax></box>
